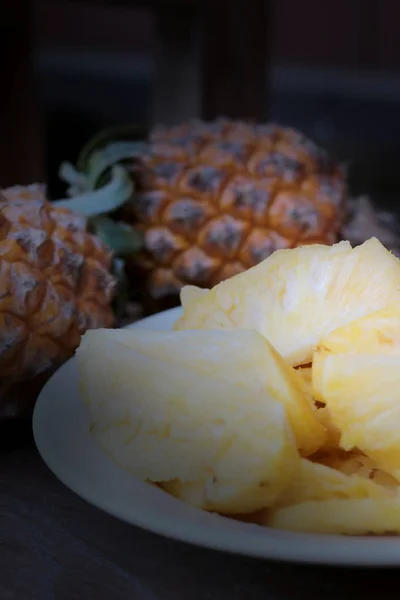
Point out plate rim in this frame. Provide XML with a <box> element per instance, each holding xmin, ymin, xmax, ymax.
<box><xmin>32</xmin><ymin>306</ymin><xmax>400</xmax><ymax>568</ymax></box>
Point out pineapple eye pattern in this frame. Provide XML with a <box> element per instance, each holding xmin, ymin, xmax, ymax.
<box><xmin>256</xmin><ymin>152</ymin><xmax>304</xmax><ymax>181</ymax></box>
<box><xmin>129</xmin><ymin>120</ymin><xmax>348</xmax><ymax>298</ymax></box>
<box><xmin>250</xmin><ymin>240</ymin><xmax>277</xmax><ymax>262</ymax></box>
<box><xmin>216</xmin><ymin>141</ymin><xmax>248</xmax><ymax>161</ymax></box>
<box><xmin>187</xmin><ymin>166</ymin><xmax>224</xmax><ymax>193</ymax></box>
<box><xmin>202</xmin><ymin>215</ymin><xmax>246</xmax><ymax>255</ymax></box>
<box><xmin>145</xmin><ymin>228</ymin><xmax>186</xmax><ymax>263</ymax></box>
<box><xmin>166</xmin><ymin>199</ymin><xmax>210</xmax><ymax>232</ymax></box>
<box><xmin>289</xmin><ymin>206</ymin><xmax>320</xmax><ymax>233</ymax></box>
<box><xmin>234</xmin><ymin>184</ymin><xmax>270</xmax><ymax>211</ymax></box>
<box><xmin>174</xmin><ymin>248</ymin><xmax>219</xmax><ymax>282</ymax></box>
<box><xmin>153</xmin><ymin>162</ymin><xmax>183</xmax><ymax>184</ymax></box>
<box><xmin>58</xmin><ymin>250</ymin><xmax>85</xmax><ymax>287</ymax></box>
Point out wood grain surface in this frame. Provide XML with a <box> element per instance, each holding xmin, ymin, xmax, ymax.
<box><xmin>3</xmin><ymin>444</ymin><xmax>400</xmax><ymax>599</ymax></box>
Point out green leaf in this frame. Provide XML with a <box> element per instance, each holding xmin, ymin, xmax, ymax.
<box><xmin>91</xmin><ymin>215</ymin><xmax>143</xmax><ymax>256</ymax></box>
<box><xmin>53</xmin><ymin>165</ymin><xmax>133</xmax><ymax>217</ymax></box>
<box><xmin>86</xmin><ymin>141</ymin><xmax>149</xmax><ymax>189</ymax></box>
<box><xmin>77</xmin><ymin>123</ymin><xmax>148</xmax><ymax>173</ymax></box>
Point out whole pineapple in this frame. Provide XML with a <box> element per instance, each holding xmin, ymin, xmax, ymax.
<box><xmin>0</xmin><ymin>184</ymin><xmax>116</xmax><ymax>419</ymax></box>
<box><xmin>121</xmin><ymin>119</ymin><xmax>348</xmax><ymax>298</ymax></box>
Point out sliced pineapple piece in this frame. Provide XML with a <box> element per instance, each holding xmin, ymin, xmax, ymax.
<box><xmin>314</xmin><ymin>405</ymin><xmax>342</xmax><ymax>452</ymax></box>
<box><xmin>162</xmin><ymin>455</ymin><xmax>392</xmax><ymax>514</ymax></box>
<box><xmin>276</xmin><ymin>457</ymin><xmax>393</xmax><ymax>508</ymax></box>
<box><xmin>77</xmin><ymin>329</ymin><xmax>300</xmax><ymax>513</ymax></box>
<box><xmin>104</xmin><ymin>328</ymin><xmax>326</xmax><ymax>456</ymax></box>
<box><xmin>175</xmin><ymin>238</ymin><xmax>400</xmax><ymax>366</ymax></box>
<box><xmin>296</xmin><ymin>365</ymin><xmax>312</xmax><ymax>389</ymax></box>
<box><xmin>267</xmin><ymin>498</ymin><xmax>400</xmax><ymax>535</ymax></box>
<box><xmin>312</xmin><ymin>353</ymin><xmax>400</xmax><ymax>481</ymax></box>
<box><xmin>319</xmin><ymin>450</ymin><xmax>399</xmax><ymax>489</ymax></box>
<box><xmin>162</xmin><ymin>456</ymin><xmax>392</xmax><ymax>514</ymax></box>
<box><xmin>313</xmin><ymin>304</ymin><xmax>400</xmax><ymax>401</ymax></box>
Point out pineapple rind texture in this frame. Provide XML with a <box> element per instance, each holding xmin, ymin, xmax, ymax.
<box><xmin>0</xmin><ymin>185</ymin><xmax>115</xmax><ymax>403</ymax></box>
<box><xmin>126</xmin><ymin>119</ymin><xmax>347</xmax><ymax>298</ymax></box>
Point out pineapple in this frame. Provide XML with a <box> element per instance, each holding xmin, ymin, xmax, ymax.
<box><xmin>106</xmin><ymin>328</ymin><xmax>326</xmax><ymax>456</ymax></box>
<box><xmin>175</xmin><ymin>237</ymin><xmax>400</xmax><ymax>367</ymax></box>
<box><xmin>75</xmin><ymin>235</ymin><xmax>400</xmax><ymax>531</ymax></box>
<box><xmin>77</xmin><ymin>327</ymin><xmax>303</xmax><ymax>514</ymax></box>
<box><xmin>313</xmin><ymin>405</ymin><xmax>342</xmax><ymax>452</ymax></box>
<box><xmin>319</xmin><ymin>451</ymin><xmax>399</xmax><ymax>489</ymax></box>
<box><xmin>118</xmin><ymin>119</ymin><xmax>347</xmax><ymax>299</ymax></box>
<box><xmin>313</xmin><ymin>308</ymin><xmax>400</xmax><ymax>481</ymax></box>
<box><xmin>296</xmin><ymin>365</ymin><xmax>312</xmax><ymax>388</ymax></box>
<box><xmin>276</xmin><ymin>457</ymin><xmax>394</xmax><ymax>508</ymax></box>
<box><xmin>161</xmin><ymin>455</ymin><xmax>391</xmax><ymax>513</ymax></box>
<box><xmin>313</xmin><ymin>304</ymin><xmax>400</xmax><ymax>400</ymax></box>
<box><xmin>0</xmin><ymin>184</ymin><xmax>115</xmax><ymax>418</ymax></box>
<box><xmin>267</xmin><ymin>498</ymin><xmax>400</xmax><ymax>535</ymax></box>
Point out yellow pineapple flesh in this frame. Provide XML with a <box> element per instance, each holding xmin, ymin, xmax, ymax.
<box><xmin>75</xmin><ymin>233</ymin><xmax>400</xmax><ymax>535</ymax></box>
<box><xmin>319</xmin><ymin>450</ymin><xmax>399</xmax><ymax>489</ymax></box>
<box><xmin>175</xmin><ymin>237</ymin><xmax>400</xmax><ymax>366</ymax></box>
<box><xmin>275</xmin><ymin>457</ymin><xmax>394</xmax><ymax>509</ymax></box>
<box><xmin>313</xmin><ymin>307</ymin><xmax>400</xmax><ymax>481</ymax></box>
<box><xmin>124</xmin><ymin>119</ymin><xmax>347</xmax><ymax>299</ymax></box>
<box><xmin>267</xmin><ymin>498</ymin><xmax>400</xmax><ymax>535</ymax></box>
<box><xmin>77</xmin><ymin>328</ymin><xmax>301</xmax><ymax>514</ymax></box>
<box><xmin>107</xmin><ymin>328</ymin><xmax>326</xmax><ymax>456</ymax></box>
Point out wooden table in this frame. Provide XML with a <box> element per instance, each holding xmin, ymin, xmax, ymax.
<box><xmin>1</xmin><ymin>0</ymin><xmax>268</xmax><ymax>188</ymax></box>
<box><xmin>2</xmin><ymin>441</ymin><xmax>400</xmax><ymax>599</ymax></box>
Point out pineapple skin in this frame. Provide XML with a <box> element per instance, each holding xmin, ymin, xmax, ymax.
<box><xmin>123</xmin><ymin>119</ymin><xmax>347</xmax><ymax>299</ymax></box>
<box><xmin>0</xmin><ymin>184</ymin><xmax>116</xmax><ymax>417</ymax></box>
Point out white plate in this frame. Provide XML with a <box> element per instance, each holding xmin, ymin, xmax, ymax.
<box><xmin>33</xmin><ymin>306</ymin><xmax>400</xmax><ymax>567</ymax></box>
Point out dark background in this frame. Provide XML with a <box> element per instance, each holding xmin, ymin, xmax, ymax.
<box><xmin>4</xmin><ymin>0</ymin><xmax>400</xmax><ymax>206</ymax></box>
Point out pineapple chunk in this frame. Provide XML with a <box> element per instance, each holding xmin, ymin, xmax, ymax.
<box><xmin>104</xmin><ymin>328</ymin><xmax>326</xmax><ymax>456</ymax></box>
<box><xmin>313</xmin><ymin>353</ymin><xmax>400</xmax><ymax>481</ymax></box>
<box><xmin>296</xmin><ymin>366</ymin><xmax>312</xmax><ymax>389</ymax></box>
<box><xmin>267</xmin><ymin>498</ymin><xmax>400</xmax><ymax>535</ymax></box>
<box><xmin>313</xmin><ymin>304</ymin><xmax>400</xmax><ymax>401</ymax></box>
<box><xmin>314</xmin><ymin>405</ymin><xmax>342</xmax><ymax>452</ymax></box>
<box><xmin>161</xmin><ymin>456</ymin><xmax>392</xmax><ymax>513</ymax></box>
<box><xmin>313</xmin><ymin>308</ymin><xmax>400</xmax><ymax>481</ymax></box>
<box><xmin>275</xmin><ymin>457</ymin><xmax>393</xmax><ymax>508</ymax></box>
<box><xmin>77</xmin><ymin>329</ymin><xmax>300</xmax><ymax>514</ymax></box>
<box><xmin>319</xmin><ymin>451</ymin><xmax>399</xmax><ymax>489</ymax></box>
<box><xmin>175</xmin><ymin>238</ymin><xmax>400</xmax><ymax>366</ymax></box>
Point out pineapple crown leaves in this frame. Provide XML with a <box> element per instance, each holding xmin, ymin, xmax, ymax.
<box><xmin>56</xmin><ymin>163</ymin><xmax>132</xmax><ymax>216</ymax></box>
<box><xmin>55</xmin><ymin>133</ymin><xmax>151</xmax><ymax>258</ymax></box>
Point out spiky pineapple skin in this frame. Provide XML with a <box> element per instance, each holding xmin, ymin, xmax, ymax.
<box><xmin>0</xmin><ymin>184</ymin><xmax>116</xmax><ymax>417</ymax></box>
<box><xmin>123</xmin><ymin>119</ymin><xmax>348</xmax><ymax>298</ymax></box>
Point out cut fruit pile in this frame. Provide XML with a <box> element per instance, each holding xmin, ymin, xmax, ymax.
<box><xmin>77</xmin><ymin>237</ymin><xmax>400</xmax><ymax>535</ymax></box>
